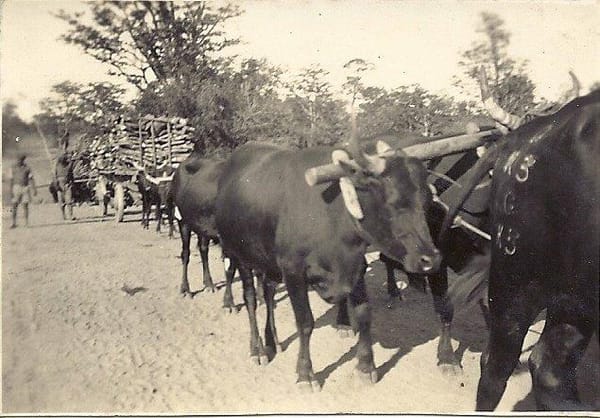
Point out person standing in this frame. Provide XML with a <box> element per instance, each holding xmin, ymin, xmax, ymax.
<box><xmin>53</xmin><ymin>150</ymin><xmax>75</xmax><ymax>221</ymax></box>
<box><xmin>9</xmin><ymin>153</ymin><xmax>37</xmax><ymax>228</ymax></box>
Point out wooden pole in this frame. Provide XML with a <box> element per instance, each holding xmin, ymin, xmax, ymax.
<box><xmin>150</xmin><ymin>121</ymin><xmax>157</xmax><ymax>173</ymax></box>
<box><xmin>305</xmin><ymin>128</ymin><xmax>502</xmax><ymax>186</ymax></box>
<box><xmin>138</xmin><ymin>119</ymin><xmax>144</xmax><ymax>170</ymax></box>
<box><xmin>167</xmin><ymin>120</ymin><xmax>173</xmax><ymax>167</ymax></box>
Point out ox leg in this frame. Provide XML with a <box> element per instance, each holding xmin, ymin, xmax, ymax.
<box><xmin>166</xmin><ymin>199</ymin><xmax>175</xmax><ymax>239</ymax></box>
<box><xmin>263</xmin><ymin>276</ymin><xmax>282</xmax><ymax>355</ymax></box>
<box><xmin>198</xmin><ymin>235</ymin><xmax>215</xmax><ymax>292</ymax></box>
<box><xmin>222</xmin><ymin>256</ymin><xmax>236</xmax><ymax>312</ymax></box>
<box><xmin>476</xmin><ymin>297</ymin><xmax>540</xmax><ymax>411</ymax></box>
<box><xmin>240</xmin><ymin>266</ymin><xmax>268</xmax><ymax>365</ymax></box>
<box><xmin>103</xmin><ymin>194</ymin><xmax>110</xmax><ymax>217</ymax></box>
<box><xmin>429</xmin><ymin>268</ymin><xmax>461</xmax><ymax>372</ymax></box>
<box><xmin>284</xmin><ymin>270</ymin><xmax>319</xmax><ymax>391</ymax></box>
<box><xmin>255</xmin><ymin>272</ymin><xmax>266</xmax><ymax>306</ymax></box>
<box><xmin>385</xmin><ymin>261</ymin><xmax>403</xmax><ymax>308</ymax></box>
<box><xmin>155</xmin><ymin>201</ymin><xmax>162</xmax><ymax>233</ymax></box>
<box><xmin>348</xmin><ymin>274</ymin><xmax>378</xmax><ymax>383</ymax></box>
<box><xmin>179</xmin><ymin>222</ymin><xmax>194</xmax><ymax>297</ymax></box>
<box><xmin>528</xmin><ymin>312</ymin><xmax>594</xmax><ymax>410</ymax></box>
<box><xmin>335</xmin><ymin>299</ymin><xmax>355</xmax><ymax>338</ymax></box>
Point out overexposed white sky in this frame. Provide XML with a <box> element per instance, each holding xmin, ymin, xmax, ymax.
<box><xmin>1</xmin><ymin>0</ymin><xmax>599</xmax><ymax>121</ymax></box>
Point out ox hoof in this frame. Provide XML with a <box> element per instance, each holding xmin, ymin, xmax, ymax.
<box><xmin>297</xmin><ymin>380</ymin><xmax>321</xmax><ymax>393</ymax></box>
<box><xmin>250</xmin><ymin>354</ymin><xmax>269</xmax><ymax>366</ymax></box>
<box><xmin>259</xmin><ymin>355</ymin><xmax>269</xmax><ymax>366</ymax></box>
<box><xmin>222</xmin><ymin>305</ymin><xmax>237</xmax><ymax>314</ymax></box>
<box><xmin>354</xmin><ymin>368</ymin><xmax>378</xmax><ymax>385</ymax></box>
<box><xmin>438</xmin><ymin>362</ymin><xmax>463</xmax><ymax>376</ymax></box>
<box><xmin>203</xmin><ymin>285</ymin><xmax>216</xmax><ymax>293</ymax></box>
<box><xmin>336</xmin><ymin>326</ymin><xmax>355</xmax><ymax>339</ymax></box>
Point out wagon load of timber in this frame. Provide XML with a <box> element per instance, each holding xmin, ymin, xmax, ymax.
<box><xmin>71</xmin><ymin>149</ymin><xmax>95</xmax><ymax>180</ymax></box>
<box><xmin>88</xmin><ymin>115</ymin><xmax>196</xmax><ymax>174</ymax></box>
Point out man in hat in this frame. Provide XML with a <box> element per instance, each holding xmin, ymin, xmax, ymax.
<box><xmin>9</xmin><ymin>153</ymin><xmax>37</xmax><ymax>228</ymax></box>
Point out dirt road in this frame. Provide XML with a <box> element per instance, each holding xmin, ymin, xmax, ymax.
<box><xmin>2</xmin><ymin>200</ymin><xmax>598</xmax><ymax>414</ymax></box>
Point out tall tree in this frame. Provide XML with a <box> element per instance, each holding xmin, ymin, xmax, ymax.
<box><xmin>359</xmin><ymin>85</ymin><xmax>473</xmax><ymax>138</ymax></box>
<box><xmin>342</xmin><ymin>58</ymin><xmax>374</xmax><ymax>119</ymax></box>
<box><xmin>56</xmin><ymin>1</ymin><xmax>242</xmax><ymax>90</ymax></box>
<box><xmin>455</xmin><ymin>12</ymin><xmax>535</xmax><ymax>114</ymax></box>
<box><xmin>286</xmin><ymin>65</ymin><xmax>347</xmax><ymax>147</ymax></box>
<box><xmin>36</xmin><ymin>81</ymin><xmax>126</xmax><ymax>138</ymax></box>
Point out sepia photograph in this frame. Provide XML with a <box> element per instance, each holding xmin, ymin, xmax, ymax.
<box><xmin>1</xmin><ymin>0</ymin><xmax>598</xmax><ymax>415</ymax></box>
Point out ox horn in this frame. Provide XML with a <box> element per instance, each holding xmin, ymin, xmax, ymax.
<box><xmin>346</xmin><ymin>106</ymin><xmax>387</xmax><ymax>175</ymax></box>
<box><xmin>478</xmin><ymin>66</ymin><xmax>522</xmax><ymax>130</ymax></box>
<box><xmin>557</xmin><ymin>70</ymin><xmax>581</xmax><ymax>105</ymax></box>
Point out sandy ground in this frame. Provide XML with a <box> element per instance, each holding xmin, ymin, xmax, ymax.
<box><xmin>2</xmin><ymin>137</ymin><xmax>599</xmax><ymax>414</ymax></box>
<box><xmin>2</xmin><ymin>201</ymin><xmax>598</xmax><ymax>415</ymax></box>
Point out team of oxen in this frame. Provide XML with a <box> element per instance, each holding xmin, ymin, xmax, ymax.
<box><xmin>135</xmin><ymin>71</ymin><xmax>598</xmax><ymax>411</ymax></box>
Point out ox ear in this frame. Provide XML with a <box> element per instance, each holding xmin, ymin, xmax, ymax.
<box><xmin>339</xmin><ymin>176</ymin><xmax>364</xmax><ymax>220</ymax></box>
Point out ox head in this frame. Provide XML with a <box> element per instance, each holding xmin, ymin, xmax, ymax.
<box><xmin>328</xmin><ymin>131</ymin><xmax>441</xmax><ymax>274</ymax></box>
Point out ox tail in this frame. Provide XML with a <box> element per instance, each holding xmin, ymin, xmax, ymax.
<box><xmin>438</xmin><ymin>143</ymin><xmax>502</xmax><ymax>246</ymax></box>
<box><xmin>448</xmin><ymin>250</ymin><xmax>490</xmax><ymax>312</ymax></box>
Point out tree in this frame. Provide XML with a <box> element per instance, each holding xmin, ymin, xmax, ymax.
<box><xmin>56</xmin><ymin>1</ymin><xmax>242</xmax><ymax>91</ymax></box>
<box><xmin>285</xmin><ymin>65</ymin><xmax>348</xmax><ymax>147</ymax></box>
<box><xmin>36</xmin><ymin>81</ymin><xmax>126</xmax><ymax>139</ymax></box>
<box><xmin>358</xmin><ymin>84</ymin><xmax>473</xmax><ymax>138</ymax></box>
<box><xmin>342</xmin><ymin>58</ymin><xmax>374</xmax><ymax>117</ymax></box>
<box><xmin>455</xmin><ymin>12</ymin><xmax>536</xmax><ymax>114</ymax></box>
<box><xmin>2</xmin><ymin>101</ymin><xmax>33</xmax><ymax>154</ymax></box>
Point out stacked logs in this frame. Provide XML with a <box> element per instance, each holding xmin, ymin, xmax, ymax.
<box><xmin>88</xmin><ymin>115</ymin><xmax>196</xmax><ymax>175</ymax></box>
<box><xmin>71</xmin><ymin>150</ymin><xmax>95</xmax><ymax>180</ymax></box>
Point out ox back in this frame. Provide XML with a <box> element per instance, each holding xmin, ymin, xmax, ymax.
<box><xmin>217</xmin><ymin>144</ymin><xmax>364</xmax><ymax>282</ymax></box>
<box><xmin>451</xmin><ymin>90</ymin><xmax>600</xmax><ymax>411</ymax></box>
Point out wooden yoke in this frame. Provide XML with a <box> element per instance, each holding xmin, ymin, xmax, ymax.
<box><xmin>305</xmin><ymin>128</ymin><xmax>501</xmax><ymax>186</ymax></box>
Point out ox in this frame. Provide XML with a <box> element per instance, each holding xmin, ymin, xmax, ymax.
<box><xmin>367</xmin><ymin>131</ymin><xmax>493</xmax><ymax>370</ymax></box>
<box><xmin>215</xmin><ymin>131</ymin><xmax>441</xmax><ymax>389</ymax></box>
<box><xmin>442</xmin><ymin>90</ymin><xmax>600</xmax><ymax>410</ymax></box>
<box><xmin>136</xmin><ymin>168</ymin><xmax>175</xmax><ymax>237</ymax></box>
<box><xmin>170</xmin><ymin>152</ymin><xmax>237</xmax><ymax>311</ymax></box>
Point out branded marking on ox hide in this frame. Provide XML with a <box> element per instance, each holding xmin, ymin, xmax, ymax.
<box><xmin>495</xmin><ymin>223</ymin><xmax>520</xmax><ymax>256</ymax></box>
<box><xmin>515</xmin><ymin>154</ymin><xmax>536</xmax><ymax>183</ymax></box>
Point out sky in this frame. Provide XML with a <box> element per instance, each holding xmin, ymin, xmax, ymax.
<box><xmin>1</xmin><ymin>0</ymin><xmax>599</xmax><ymax>121</ymax></box>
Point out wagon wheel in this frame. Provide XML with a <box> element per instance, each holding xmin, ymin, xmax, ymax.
<box><xmin>114</xmin><ymin>182</ymin><xmax>125</xmax><ymax>223</ymax></box>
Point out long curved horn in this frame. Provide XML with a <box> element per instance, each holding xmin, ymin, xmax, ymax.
<box><xmin>478</xmin><ymin>66</ymin><xmax>522</xmax><ymax>130</ymax></box>
<box><xmin>557</xmin><ymin>71</ymin><xmax>581</xmax><ymax>105</ymax></box>
<box><xmin>346</xmin><ymin>106</ymin><xmax>386</xmax><ymax>174</ymax></box>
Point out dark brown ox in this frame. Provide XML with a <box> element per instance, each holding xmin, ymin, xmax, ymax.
<box><xmin>442</xmin><ymin>90</ymin><xmax>600</xmax><ymax>411</ymax></box>
<box><xmin>169</xmin><ymin>151</ymin><xmax>236</xmax><ymax>311</ymax></box>
<box><xmin>136</xmin><ymin>168</ymin><xmax>175</xmax><ymax>237</ymax></box>
<box><xmin>215</xmin><ymin>132</ymin><xmax>441</xmax><ymax>390</ymax></box>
